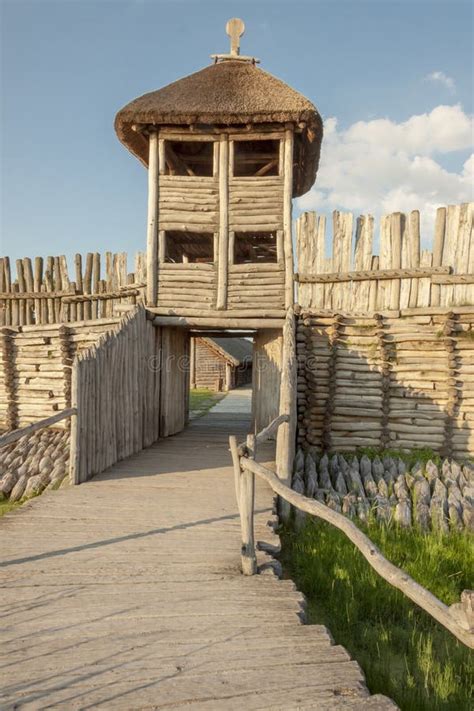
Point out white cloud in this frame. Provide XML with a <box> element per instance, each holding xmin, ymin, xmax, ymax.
<box><xmin>425</xmin><ymin>71</ymin><xmax>456</xmax><ymax>93</ymax></box>
<box><xmin>297</xmin><ymin>105</ymin><xmax>474</xmax><ymax>244</ymax></box>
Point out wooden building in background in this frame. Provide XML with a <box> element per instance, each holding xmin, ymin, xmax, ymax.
<box><xmin>190</xmin><ymin>337</ymin><xmax>252</xmax><ymax>391</ymax></box>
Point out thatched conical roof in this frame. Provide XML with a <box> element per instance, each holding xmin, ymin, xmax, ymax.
<box><xmin>115</xmin><ymin>60</ymin><xmax>323</xmax><ymax>196</ymax></box>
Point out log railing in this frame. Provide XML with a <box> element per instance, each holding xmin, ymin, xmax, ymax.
<box><xmin>228</xmin><ymin>416</ymin><xmax>474</xmax><ymax>649</ymax></box>
<box><xmin>0</xmin><ymin>408</ymin><xmax>76</xmax><ymax>449</ymax></box>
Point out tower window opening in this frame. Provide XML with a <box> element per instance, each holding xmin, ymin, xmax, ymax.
<box><xmin>164</xmin><ymin>231</ymin><xmax>214</xmax><ymax>264</ymax></box>
<box><xmin>233</xmin><ymin>140</ymin><xmax>280</xmax><ymax>177</ymax></box>
<box><xmin>233</xmin><ymin>232</ymin><xmax>278</xmax><ymax>264</ymax></box>
<box><xmin>164</xmin><ymin>141</ymin><xmax>214</xmax><ymax>177</ymax></box>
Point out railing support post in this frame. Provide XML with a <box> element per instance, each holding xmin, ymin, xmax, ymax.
<box><xmin>69</xmin><ymin>360</ymin><xmax>80</xmax><ymax>484</ymax></box>
<box><xmin>240</xmin><ymin>434</ymin><xmax>257</xmax><ymax>575</ymax></box>
<box><xmin>229</xmin><ymin>435</ymin><xmax>241</xmax><ymax>513</ymax></box>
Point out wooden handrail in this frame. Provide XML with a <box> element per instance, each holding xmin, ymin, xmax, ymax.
<box><xmin>295</xmin><ymin>265</ymin><xmax>452</xmax><ymax>284</ymax></box>
<box><xmin>229</xmin><ymin>432</ymin><xmax>474</xmax><ymax>649</ymax></box>
<box><xmin>236</xmin><ymin>414</ymin><xmax>289</xmax><ymax>456</ymax></box>
<box><xmin>0</xmin><ymin>408</ymin><xmax>77</xmax><ymax>449</ymax></box>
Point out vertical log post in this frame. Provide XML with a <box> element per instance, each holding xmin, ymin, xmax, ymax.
<box><xmin>1</xmin><ymin>328</ymin><xmax>17</xmax><ymax>430</ymax></box>
<box><xmin>322</xmin><ymin>314</ymin><xmax>341</xmax><ymax>452</ymax></box>
<box><xmin>296</xmin><ymin>317</ymin><xmax>310</xmax><ymax>448</ymax></box>
<box><xmin>431</xmin><ymin>207</ymin><xmax>447</xmax><ymax>307</ymax></box>
<box><xmin>390</xmin><ymin>212</ymin><xmax>403</xmax><ymax>310</ymax></box>
<box><xmin>158</xmin><ymin>138</ymin><xmax>166</xmax><ymax>268</ymax></box>
<box><xmin>276</xmin><ymin>307</ymin><xmax>297</xmax><ymax>520</ymax></box>
<box><xmin>3</xmin><ymin>258</ymin><xmax>12</xmax><ymax>326</ymax></box>
<box><xmin>190</xmin><ymin>336</ymin><xmax>196</xmax><ymax>389</ymax></box>
<box><xmin>92</xmin><ymin>253</ymin><xmax>100</xmax><ymax>320</ymax></box>
<box><xmin>59</xmin><ymin>325</ymin><xmax>73</xmax><ymax>427</ymax></box>
<box><xmin>146</xmin><ymin>131</ymin><xmax>160</xmax><ymax>307</ymax></box>
<box><xmin>283</xmin><ymin>127</ymin><xmax>294</xmax><ymax>310</ymax></box>
<box><xmin>33</xmin><ymin>256</ymin><xmax>43</xmax><ymax>325</ymax></box>
<box><xmin>69</xmin><ymin>356</ymin><xmax>80</xmax><ymax>484</ymax></box>
<box><xmin>23</xmin><ymin>258</ymin><xmax>34</xmax><ymax>325</ymax></box>
<box><xmin>375</xmin><ymin>313</ymin><xmax>391</xmax><ymax>449</ymax></box>
<box><xmin>442</xmin><ymin>312</ymin><xmax>458</xmax><ymax>458</ymax></box>
<box><xmin>240</xmin><ymin>433</ymin><xmax>257</xmax><ymax>575</ymax></box>
<box><xmin>229</xmin><ymin>434</ymin><xmax>241</xmax><ymax>513</ymax></box>
<box><xmin>217</xmin><ymin>134</ymin><xmax>229</xmax><ymax>310</ymax></box>
<box><xmin>16</xmin><ymin>259</ymin><xmax>26</xmax><ymax>325</ymax></box>
<box><xmin>0</xmin><ymin>258</ymin><xmax>4</xmax><ymax>327</ymax></box>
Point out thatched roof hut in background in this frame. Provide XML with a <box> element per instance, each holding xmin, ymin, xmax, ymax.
<box><xmin>191</xmin><ymin>336</ymin><xmax>253</xmax><ymax>391</ymax></box>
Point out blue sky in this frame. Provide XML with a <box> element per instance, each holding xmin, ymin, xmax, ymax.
<box><xmin>1</xmin><ymin>0</ymin><xmax>473</xmax><ymax>268</ymax></box>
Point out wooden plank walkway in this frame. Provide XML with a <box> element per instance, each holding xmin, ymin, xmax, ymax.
<box><xmin>0</xmin><ymin>388</ymin><xmax>396</xmax><ymax>710</ymax></box>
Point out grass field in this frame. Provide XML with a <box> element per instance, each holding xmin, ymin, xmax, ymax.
<box><xmin>189</xmin><ymin>388</ymin><xmax>225</xmax><ymax>416</ymax></box>
<box><xmin>280</xmin><ymin>518</ymin><xmax>473</xmax><ymax>711</ymax></box>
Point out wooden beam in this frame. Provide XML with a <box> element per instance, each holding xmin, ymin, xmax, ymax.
<box><xmin>283</xmin><ymin>128</ymin><xmax>294</xmax><ymax>309</ymax></box>
<box><xmin>0</xmin><ymin>407</ymin><xmax>77</xmax><ymax>448</ymax></box>
<box><xmin>432</xmin><ymin>274</ymin><xmax>474</xmax><ymax>284</ymax></box>
<box><xmin>152</xmin><ymin>316</ymin><xmax>284</xmax><ymax>329</ymax></box>
<box><xmin>146</xmin><ymin>132</ymin><xmax>159</xmax><ymax>306</ymax></box>
<box><xmin>275</xmin><ymin>307</ymin><xmax>297</xmax><ymax>520</ymax></box>
<box><xmin>217</xmin><ymin>134</ymin><xmax>229</xmax><ymax>309</ymax></box>
<box><xmin>189</xmin><ymin>330</ymin><xmax>256</xmax><ymax>338</ymax></box>
<box><xmin>296</xmin><ymin>265</ymin><xmax>452</xmax><ymax>284</ymax></box>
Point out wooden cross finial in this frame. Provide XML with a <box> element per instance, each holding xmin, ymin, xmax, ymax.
<box><xmin>226</xmin><ymin>18</ymin><xmax>245</xmax><ymax>56</ymax></box>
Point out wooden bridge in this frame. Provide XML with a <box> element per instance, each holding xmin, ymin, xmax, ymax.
<box><xmin>0</xmin><ymin>388</ymin><xmax>395</xmax><ymax>710</ymax></box>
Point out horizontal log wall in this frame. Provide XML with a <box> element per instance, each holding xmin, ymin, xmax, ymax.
<box><xmin>158</xmin><ymin>176</ymin><xmax>219</xmax><ymax>231</ymax></box>
<box><xmin>296</xmin><ymin>202</ymin><xmax>473</xmax><ymax>312</ymax></box>
<box><xmin>0</xmin><ymin>251</ymin><xmax>146</xmax><ymax>327</ymax></box>
<box><xmin>227</xmin><ymin>263</ymin><xmax>285</xmax><ymax>312</ymax></box>
<box><xmin>193</xmin><ymin>338</ymin><xmax>228</xmax><ymax>391</ymax></box>
<box><xmin>0</xmin><ymin>318</ymin><xmax>122</xmax><ymax>429</ymax></box>
<box><xmin>296</xmin><ymin>308</ymin><xmax>474</xmax><ymax>461</ymax></box>
<box><xmin>228</xmin><ymin>176</ymin><xmax>284</xmax><ymax>232</ymax></box>
<box><xmin>157</xmin><ymin>263</ymin><xmax>217</xmax><ymax>310</ymax></box>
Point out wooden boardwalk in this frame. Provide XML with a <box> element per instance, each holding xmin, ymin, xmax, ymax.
<box><xmin>0</xmin><ymin>389</ymin><xmax>396</xmax><ymax>710</ymax></box>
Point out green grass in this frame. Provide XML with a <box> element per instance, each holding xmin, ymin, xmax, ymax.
<box><xmin>0</xmin><ymin>499</ymin><xmax>22</xmax><ymax>517</ymax></box>
<box><xmin>189</xmin><ymin>388</ymin><xmax>225</xmax><ymax>416</ymax></box>
<box><xmin>280</xmin><ymin>518</ymin><xmax>473</xmax><ymax>710</ymax></box>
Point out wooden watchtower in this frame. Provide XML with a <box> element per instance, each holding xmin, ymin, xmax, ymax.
<box><xmin>115</xmin><ymin>19</ymin><xmax>322</xmax><ymax>329</ymax></box>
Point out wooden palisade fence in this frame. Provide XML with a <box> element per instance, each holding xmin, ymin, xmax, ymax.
<box><xmin>229</xmin><ymin>416</ymin><xmax>474</xmax><ymax>649</ymax></box>
<box><xmin>0</xmin><ymin>251</ymin><xmax>146</xmax><ymax>326</ymax></box>
<box><xmin>70</xmin><ymin>305</ymin><xmax>188</xmax><ymax>483</ymax></box>
<box><xmin>296</xmin><ymin>203</ymin><xmax>473</xmax><ymax>312</ymax></box>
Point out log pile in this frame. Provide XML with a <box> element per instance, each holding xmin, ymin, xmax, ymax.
<box><xmin>292</xmin><ymin>448</ymin><xmax>474</xmax><ymax>532</ymax></box>
<box><xmin>0</xmin><ymin>428</ymin><xmax>69</xmax><ymax>502</ymax></box>
<box><xmin>296</xmin><ymin>308</ymin><xmax>474</xmax><ymax>460</ymax></box>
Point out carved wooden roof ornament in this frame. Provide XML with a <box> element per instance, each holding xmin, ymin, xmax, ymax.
<box><xmin>211</xmin><ymin>18</ymin><xmax>260</xmax><ymax>64</ymax></box>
